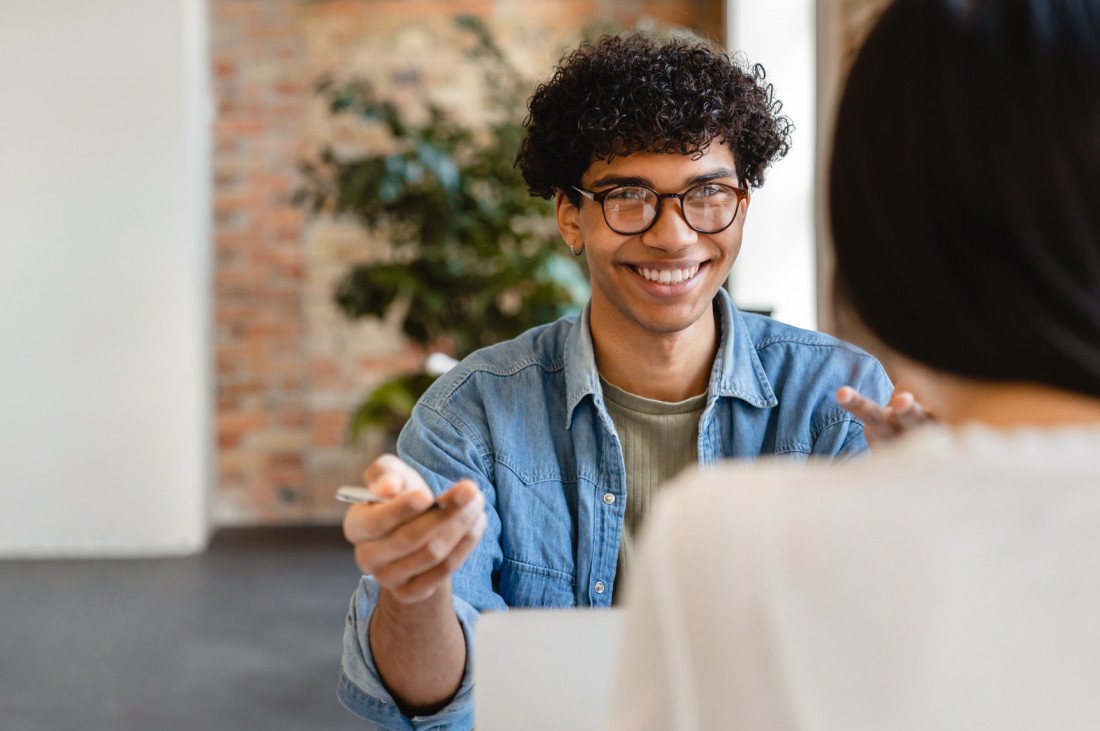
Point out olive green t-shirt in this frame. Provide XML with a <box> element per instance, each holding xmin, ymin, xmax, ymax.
<box><xmin>600</xmin><ymin>377</ymin><xmax>708</xmax><ymax>597</ymax></box>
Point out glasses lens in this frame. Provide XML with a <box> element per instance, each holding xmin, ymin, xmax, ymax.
<box><xmin>683</xmin><ymin>184</ymin><xmax>739</xmax><ymax>233</ymax></box>
<box><xmin>602</xmin><ymin>187</ymin><xmax>657</xmax><ymax>234</ymax></box>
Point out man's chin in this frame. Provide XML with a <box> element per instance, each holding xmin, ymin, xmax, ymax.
<box><xmin>632</xmin><ymin>303</ymin><xmax>717</xmax><ymax>337</ymax></box>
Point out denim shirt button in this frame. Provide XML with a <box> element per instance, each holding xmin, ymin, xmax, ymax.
<box><xmin>602</xmin><ymin>492</ymin><xmax>615</xmax><ymax>505</ymax></box>
<box><xmin>594</xmin><ymin>581</ymin><xmax>606</xmax><ymax>594</ymax></box>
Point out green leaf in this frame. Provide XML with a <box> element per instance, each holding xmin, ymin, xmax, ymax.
<box><xmin>347</xmin><ymin>373</ymin><xmax>439</xmax><ymax>442</ymax></box>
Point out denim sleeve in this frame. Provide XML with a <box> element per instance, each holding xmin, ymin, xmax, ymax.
<box><xmin>338</xmin><ymin>400</ymin><xmax>507</xmax><ymax>730</ymax></box>
<box><xmin>338</xmin><ymin>577</ymin><xmax>482</xmax><ymax>730</ymax></box>
<box><xmin>811</xmin><ymin>354</ymin><xmax>895</xmax><ymax>463</ymax></box>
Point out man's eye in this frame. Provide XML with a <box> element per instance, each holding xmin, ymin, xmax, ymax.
<box><xmin>606</xmin><ymin>187</ymin><xmax>648</xmax><ymax>202</ymax></box>
<box><xmin>688</xmin><ymin>184</ymin><xmax>734</xmax><ymax>204</ymax></box>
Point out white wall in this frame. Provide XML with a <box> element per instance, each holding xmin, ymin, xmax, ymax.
<box><xmin>726</xmin><ymin>0</ymin><xmax>818</xmax><ymax>330</ymax></box>
<box><xmin>0</xmin><ymin>0</ymin><xmax>212</xmax><ymax>556</ymax></box>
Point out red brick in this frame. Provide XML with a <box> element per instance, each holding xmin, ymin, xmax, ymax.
<box><xmin>311</xmin><ymin>410</ymin><xmax>349</xmax><ymax>448</ymax></box>
<box><xmin>217</xmin><ymin>412</ymin><xmax>270</xmax><ymax>434</ymax></box>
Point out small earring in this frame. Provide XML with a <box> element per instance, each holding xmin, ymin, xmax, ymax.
<box><xmin>569</xmin><ymin>242</ymin><xmax>584</xmax><ymax>256</ymax></box>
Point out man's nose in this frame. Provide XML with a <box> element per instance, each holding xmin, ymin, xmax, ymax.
<box><xmin>641</xmin><ymin>197</ymin><xmax>697</xmax><ymax>250</ymax></box>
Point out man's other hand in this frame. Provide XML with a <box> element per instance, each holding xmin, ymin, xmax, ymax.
<box><xmin>836</xmin><ymin>386</ymin><xmax>933</xmax><ymax>447</ymax></box>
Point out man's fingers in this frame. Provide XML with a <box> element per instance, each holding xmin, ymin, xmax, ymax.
<box><xmin>839</xmin><ymin>386</ymin><xmax>935</xmax><ymax>447</ymax></box>
<box><xmin>887</xmin><ymin>390</ymin><xmax>913</xmax><ymax>412</ymax></box>
<box><xmin>371</xmin><ymin>494</ymin><xmax>485</xmax><ymax>587</ymax></box>
<box><xmin>890</xmin><ymin>391</ymin><xmax>931</xmax><ymax>430</ymax></box>
<box><xmin>343</xmin><ymin>454</ymin><xmax>436</xmax><ymax>545</ymax></box>
<box><xmin>837</xmin><ymin>386</ymin><xmax>892</xmax><ymax>429</ymax></box>
<box><xmin>386</xmin><ymin>513</ymin><xmax>489</xmax><ymax>605</ymax></box>
<box><xmin>362</xmin><ymin>454</ymin><xmax>430</xmax><ymax>500</ymax></box>
<box><xmin>343</xmin><ymin>488</ymin><xmax>437</xmax><ymax>544</ymax></box>
<box><xmin>435</xmin><ymin>479</ymin><xmax>482</xmax><ymax>510</ymax></box>
<box><xmin>344</xmin><ymin>455</ymin><xmax>488</xmax><ymax>589</ymax></box>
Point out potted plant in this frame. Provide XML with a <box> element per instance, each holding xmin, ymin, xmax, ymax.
<box><xmin>296</xmin><ymin>15</ymin><xmax>589</xmax><ymax>441</ymax></box>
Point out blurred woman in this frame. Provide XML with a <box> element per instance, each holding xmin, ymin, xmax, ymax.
<box><xmin>605</xmin><ymin>0</ymin><xmax>1100</xmax><ymax>728</ymax></box>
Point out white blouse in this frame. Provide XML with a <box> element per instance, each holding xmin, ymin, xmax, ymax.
<box><xmin>605</xmin><ymin>424</ymin><xmax>1100</xmax><ymax>731</ymax></box>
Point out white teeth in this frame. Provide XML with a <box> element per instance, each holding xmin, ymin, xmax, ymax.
<box><xmin>637</xmin><ymin>265</ymin><xmax>699</xmax><ymax>284</ymax></box>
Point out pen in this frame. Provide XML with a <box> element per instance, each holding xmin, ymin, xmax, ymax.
<box><xmin>336</xmin><ymin>486</ymin><xmax>442</xmax><ymax>510</ymax></box>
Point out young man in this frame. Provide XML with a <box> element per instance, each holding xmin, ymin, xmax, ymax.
<box><xmin>339</xmin><ymin>32</ymin><xmax>892</xmax><ymax>729</ymax></box>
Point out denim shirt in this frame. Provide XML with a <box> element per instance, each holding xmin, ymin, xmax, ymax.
<box><xmin>339</xmin><ymin>289</ymin><xmax>893</xmax><ymax>730</ymax></box>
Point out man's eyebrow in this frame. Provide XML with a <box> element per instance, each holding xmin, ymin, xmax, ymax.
<box><xmin>587</xmin><ymin>167</ymin><xmax>740</xmax><ymax>190</ymax></box>
<box><xmin>587</xmin><ymin>174</ymin><xmax>651</xmax><ymax>189</ymax></box>
<box><xmin>688</xmin><ymin>168</ymin><xmax>740</xmax><ymax>186</ymax></box>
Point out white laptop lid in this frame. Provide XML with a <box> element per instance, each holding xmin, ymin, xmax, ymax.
<box><xmin>474</xmin><ymin>608</ymin><xmax>625</xmax><ymax>731</ymax></box>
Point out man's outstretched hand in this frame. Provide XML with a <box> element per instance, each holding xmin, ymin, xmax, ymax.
<box><xmin>837</xmin><ymin>386</ymin><xmax>933</xmax><ymax>446</ymax></box>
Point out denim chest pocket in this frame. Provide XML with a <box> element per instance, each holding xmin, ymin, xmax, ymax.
<box><xmin>492</xmin><ymin>459</ymin><xmax>580</xmax><ymax>608</ymax></box>
<box><xmin>498</xmin><ymin>558</ymin><xmax>576</xmax><ymax>608</ymax></box>
<box><xmin>772</xmin><ymin>447</ymin><xmax>811</xmax><ymax>461</ymax></box>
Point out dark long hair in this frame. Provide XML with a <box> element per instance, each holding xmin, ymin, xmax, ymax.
<box><xmin>830</xmin><ymin>0</ymin><xmax>1100</xmax><ymax>398</ymax></box>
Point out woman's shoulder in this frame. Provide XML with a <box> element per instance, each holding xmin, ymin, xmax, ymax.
<box><xmin>651</xmin><ymin>423</ymin><xmax>1100</xmax><ymax>560</ymax></box>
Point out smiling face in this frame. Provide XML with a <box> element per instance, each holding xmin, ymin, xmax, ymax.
<box><xmin>556</xmin><ymin>145</ymin><xmax>749</xmax><ymax>345</ymax></box>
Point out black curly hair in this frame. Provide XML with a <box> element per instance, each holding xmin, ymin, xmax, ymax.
<box><xmin>516</xmin><ymin>31</ymin><xmax>793</xmax><ymax>202</ymax></box>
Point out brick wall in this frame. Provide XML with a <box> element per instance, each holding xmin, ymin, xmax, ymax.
<box><xmin>211</xmin><ymin>0</ymin><xmax>723</xmax><ymax>525</ymax></box>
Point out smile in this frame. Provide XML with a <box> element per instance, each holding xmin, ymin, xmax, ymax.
<box><xmin>633</xmin><ymin>265</ymin><xmax>701</xmax><ymax>285</ymax></box>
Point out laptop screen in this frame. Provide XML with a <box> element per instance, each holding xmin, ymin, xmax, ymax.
<box><xmin>474</xmin><ymin>608</ymin><xmax>625</xmax><ymax>731</ymax></box>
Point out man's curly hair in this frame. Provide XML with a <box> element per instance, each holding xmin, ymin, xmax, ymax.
<box><xmin>516</xmin><ymin>32</ymin><xmax>793</xmax><ymax>201</ymax></box>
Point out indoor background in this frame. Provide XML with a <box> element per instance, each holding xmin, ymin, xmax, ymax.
<box><xmin>0</xmin><ymin>0</ymin><xmax>887</xmax><ymax>727</ymax></box>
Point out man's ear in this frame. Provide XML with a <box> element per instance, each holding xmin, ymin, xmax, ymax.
<box><xmin>555</xmin><ymin>190</ymin><xmax>582</xmax><ymax>247</ymax></box>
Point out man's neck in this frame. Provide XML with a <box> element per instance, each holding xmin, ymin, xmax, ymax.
<box><xmin>590</xmin><ymin>309</ymin><xmax>719</xmax><ymax>402</ymax></box>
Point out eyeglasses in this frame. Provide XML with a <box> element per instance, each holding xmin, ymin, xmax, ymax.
<box><xmin>572</xmin><ymin>182</ymin><xmax>749</xmax><ymax>236</ymax></box>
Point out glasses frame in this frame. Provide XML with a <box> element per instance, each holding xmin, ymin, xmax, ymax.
<box><xmin>571</xmin><ymin>182</ymin><xmax>749</xmax><ymax>236</ymax></box>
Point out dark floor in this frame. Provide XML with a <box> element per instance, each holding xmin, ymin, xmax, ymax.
<box><xmin>0</xmin><ymin>527</ymin><xmax>366</xmax><ymax>731</ymax></box>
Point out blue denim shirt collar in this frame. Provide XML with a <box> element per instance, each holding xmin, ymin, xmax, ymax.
<box><xmin>563</xmin><ymin>288</ymin><xmax>778</xmax><ymax>430</ymax></box>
